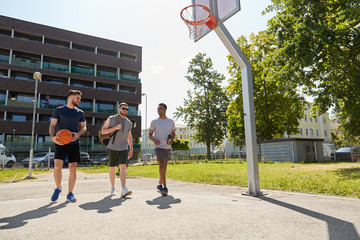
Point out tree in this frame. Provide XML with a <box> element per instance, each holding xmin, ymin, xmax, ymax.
<box><xmin>264</xmin><ymin>0</ymin><xmax>360</xmax><ymax>138</ymax></box>
<box><xmin>171</xmin><ymin>137</ymin><xmax>190</xmax><ymax>151</ymax></box>
<box><xmin>227</xmin><ymin>32</ymin><xmax>305</xmax><ymax>146</ymax></box>
<box><xmin>175</xmin><ymin>53</ymin><xmax>229</xmax><ymax>159</ymax></box>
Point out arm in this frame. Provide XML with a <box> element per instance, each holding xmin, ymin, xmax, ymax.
<box><xmin>168</xmin><ymin>129</ymin><xmax>176</xmax><ymax>145</ymax></box>
<box><xmin>101</xmin><ymin>117</ymin><xmax>122</xmax><ymax>135</ymax></box>
<box><xmin>148</xmin><ymin>129</ymin><xmax>160</xmax><ymax>145</ymax></box>
<box><xmin>127</xmin><ymin>130</ymin><xmax>133</xmax><ymax>158</ymax></box>
<box><xmin>72</xmin><ymin>121</ymin><xmax>87</xmax><ymax>142</ymax></box>
<box><xmin>49</xmin><ymin>118</ymin><xmax>64</xmax><ymax>145</ymax></box>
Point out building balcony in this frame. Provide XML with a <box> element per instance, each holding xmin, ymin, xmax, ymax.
<box><xmin>95</xmin><ymin>107</ymin><xmax>117</xmax><ymax>114</ymax></box>
<box><xmin>97</xmin><ymin>70</ymin><xmax>117</xmax><ymax>79</ymax></box>
<box><xmin>7</xmin><ymin>99</ymin><xmax>34</xmax><ymax>108</ymax></box>
<box><xmin>128</xmin><ymin>110</ymin><xmax>141</xmax><ymax>116</ymax></box>
<box><xmin>11</xmin><ymin>58</ymin><xmax>41</xmax><ymax>68</ymax></box>
<box><xmin>71</xmin><ymin>67</ymin><xmax>94</xmax><ymax>76</ymax></box>
<box><xmin>43</xmin><ymin>62</ymin><xmax>69</xmax><ymax>72</ymax></box>
<box><xmin>0</xmin><ymin>55</ymin><xmax>9</xmax><ymax>64</ymax></box>
<box><xmin>120</xmin><ymin>74</ymin><xmax>141</xmax><ymax>83</ymax></box>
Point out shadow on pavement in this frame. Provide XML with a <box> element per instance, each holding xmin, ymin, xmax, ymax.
<box><xmin>79</xmin><ymin>196</ymin><xmax>127</xmax><ymax>213</ymax></box>
<box><xmin>0</xmin><ymin>202</ymin><xmax>68</xmax><ymax>229</ymax></box>
<box><xmin>258</xmin><ymin>196</ymin><xmax>360</xmax><ymax>240</ymax></box>
<box><xmin>146</xmin><ymin>195</ymin><xmax>181</xmax><ymax>209</ymax></box>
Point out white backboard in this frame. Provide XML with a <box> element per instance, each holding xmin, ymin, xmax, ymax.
<box><xmin>192</xmin><ymin>0</ymin><xmax>241</xmax><ymax>41</ymax></box>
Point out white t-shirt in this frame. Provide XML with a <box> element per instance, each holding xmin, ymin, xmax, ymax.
<box><xmin>149</xmin><ymin>117</ymin><xmax>176</xmax><ymax>149</ymax></box>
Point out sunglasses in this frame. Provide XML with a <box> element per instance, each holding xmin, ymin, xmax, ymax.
<box><xmin>120</xmin><ymin>107</ymin><xmax>129</xmax><ymax>111</ymax></box>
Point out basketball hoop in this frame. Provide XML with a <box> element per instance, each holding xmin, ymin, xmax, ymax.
<box><xmin>180</xmin><ymin>4</ymin><xmax>217</xmax><ymax>40</ymax></box>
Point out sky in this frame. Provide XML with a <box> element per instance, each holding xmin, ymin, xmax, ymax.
<box><xmin>0</xmin><ymin>0</ymin><xmax>275</xmax><ymax>129</ymax></box>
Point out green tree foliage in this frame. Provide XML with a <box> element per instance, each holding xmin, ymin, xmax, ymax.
<box><xmin>171</xmin><ymin>137</ymin><xmax>190</xmax><ymax>151</ymax></box>
<box><xmin>227</xmin><ymin>32</ymin><xmax>304</xmax><ymax>146</ymax></box>
<box><xmin>264</xmin><ymin>0</ymin><xmax>360</xmax><ymax>137</ymax></box>
<box><xmin>175</xmin><ymin>53</ymin><xmax>229</xmax><ymax>159</ymax></box>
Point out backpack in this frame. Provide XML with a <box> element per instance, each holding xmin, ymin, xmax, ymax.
<box><xmin>98</xmin><ymin>115</ymin><xmax>121</xmax><ymax>145</ymax></box>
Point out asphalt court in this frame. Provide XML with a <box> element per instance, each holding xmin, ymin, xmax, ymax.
<box><xmin>0</xmin><ymin>173</ymin><xmax>359</xmax><ymax>240</ymax></box>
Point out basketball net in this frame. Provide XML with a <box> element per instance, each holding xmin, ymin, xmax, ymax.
<box><xmin>180</xmin><ymin>5</ymin><xmax>217</xmax><ymax>40</ymax></box>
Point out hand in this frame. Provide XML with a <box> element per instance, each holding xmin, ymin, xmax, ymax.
<box><xmin>128</xmin><ymin>149</ymin><xmax>133</xmax><ymax>159</ymax></box>
<box><xmin>153</xmin><ymin>139</ymin><xmax>160</xmax><ymax>145</ymax></box>
<box><xmin>71</xmin><ymin>132</ymin><xmax>79</xmax><ymax>142</ymax></box>
<box><xmin>167</xmin><ymin>139</ymin><xmax>173</xmax><ymax>145</ymax></box>
<box><xmin>114</xmin><ymin>123</ymin><xmax>122</xmax><ymax>130</ymax></box>
<box><xmin>51</xmin><ymin>136</ymin><xmax>64</xmax><ymax>145</ymax></box>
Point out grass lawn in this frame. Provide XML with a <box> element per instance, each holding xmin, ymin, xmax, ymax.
<box><xmin>1</xmin><ymin>161</ymin><xmax>359</xmax><ymax>198</ymax></box>
<box><xmin>79</xmin><ymin>161</ymin><xmax>360</xmax><ymax>198</ymax></box>
<box><xmin>0</xmin><ymin>168</ymin><xmax>52</xmax><ymax>182</ymax></box>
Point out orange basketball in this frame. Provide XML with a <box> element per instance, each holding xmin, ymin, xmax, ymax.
<box><xmin>56</xmin><ymin>129</ymin><xmax>73</xmax><ymax>144</ymax></box>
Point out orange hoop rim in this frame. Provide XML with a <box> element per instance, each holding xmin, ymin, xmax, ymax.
<box><xmin>180</xmin><ymin>4</ymin><xmax>211</xmax><ymax>26</ymax></box>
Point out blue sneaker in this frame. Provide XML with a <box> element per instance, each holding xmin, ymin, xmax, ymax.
<box><xmin>161</xmin><ymin>187</ymin><xmax>168</xmax><ymax>196</ymax></box>
<box><xmin>66</xmin><ymin>192</ymin><xmax>77</xmax><ymax>203</ymax></box>
<box><xmin>51</xmin><ymin>188</ymin><xmax>62</xmax><ymax>202</ymax></box>
<box><xmin>157</xmin><ymin>184</ymin><xmax>163</xmax><ymax>192</ymax></box>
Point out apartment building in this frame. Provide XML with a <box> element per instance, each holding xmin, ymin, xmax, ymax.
<box><xmin>0</xmin><ymin>15</ymin><xmax>142</xmax><ymax>158</ymax></box>
<box><xmin>287</xmin><ymin>102</ymin><xmax>332</xmax><ymax>142</ymax></box>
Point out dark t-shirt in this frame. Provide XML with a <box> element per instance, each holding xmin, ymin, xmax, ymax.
<box><xmin>52</xmin><ymin>106</ymin><xmax>85</xmax><ymax>144</ymax></box>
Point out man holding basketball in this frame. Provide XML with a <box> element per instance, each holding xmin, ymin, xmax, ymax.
<box><xmin>101</xmin><ymin>102</ymin><xmax>133</xmax><ymax>198</ymax></box>
<box><xmin>149</xmin><ymin>103</ymin><xmax>175</xmax><ymax>196</ymax></box>
<box><xmin>49</xmin><ymin>90</ymin><xmax>86</xmax><ymax>202</ymax></box>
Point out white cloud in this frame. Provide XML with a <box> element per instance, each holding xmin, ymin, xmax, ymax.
<box><xmin>151</xmin><ymin>64</ymin><xmax>164</xmax><ymax>74</ymax></box>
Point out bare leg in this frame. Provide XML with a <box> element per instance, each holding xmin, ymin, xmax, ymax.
<box><xmin>109</xmin><ymin>166</ymin><xmax>116</xmax><ymax>187</ymax></box>
<box><xmin>119</xmin><ymin>164</ymin><xmax>127</xmax><ymax>188</ymax></box>
<box><xmin>68</xmin><ymin>162</ymin><xmax>77</xmax><ymax>193</ymax></box>
<box><xmin>53</xmin><ymin>159</ymin><xmax>63</xmax><ymax>189</ymax></box>
<box><xmin>158</xmin><ymin>160</ymin><xmax>167</xmax><ymax>187</ymax></box>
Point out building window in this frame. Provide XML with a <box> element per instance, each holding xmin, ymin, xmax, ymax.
<box><xmin>310</xmin><ymin>129</ymin><xmax>314</xmax><ymax>136</ymax></box>
<box><xmin>315</xmin><ymin>117</ymin><xmax>317</xmax><ymax>122</ymax></box>
<box><xmin>14</xmin><ymin>31</ymin><xmax>42</xmax><ymax>42</ymax></box>
<box><xmin>97</xmin><ymin>48</ymin><xmax>117</xmax><ymax>57</ymax></box>
<box><xmin>324</xmin><ymin>130</ymin><xmax>328</xmax><ymax>137</ymax></box>
<box><xmin>120</xmin><ymin>53</ymin><xmax>137</xmax><ymax>61</ymax></box>
<box><xmin>323</xmin><ymin>118</ymin><xmax>326</xmax><ymax>124</ymax></box>
<box><xmin>304</xmin><ymin>115</ymin><xmax>307</xmax><ymax>121</ymax></box>
<box><xmin>12</xmin><ymin>115</ymin><xmax>26</xmax><ymax>122</ymax></box>
<box><xmin>316</xmin><ymin>129</ymin><xmax>319</xmax><ymax>137</ymax></box>
<box><xmin>300</xmin><ymin>128</ymin><xmax>303</xmax><ymax>136</ymax></box>
<box><xmin>44</xmin><ymin>37</ymin><xmax>69</xmax><ymax>48</ymax></box>
<box><xmin>310</xmin><ymin>117</ymin><xmax>312</xmax><ymax>122</ymax></box>
<box><xmin>119</xmin><ymin>85</ymin><xmax>136</xmax><ymax>93</ymax></box>
<box><xmin>72</xmin><ymin>43</ymin><xmax>94</xmax><ymax>53</ymax></box>
<box><xmin>306</xmin><ymin>129</ymin><xmax>309</xmax><ymax>136</ymax></box>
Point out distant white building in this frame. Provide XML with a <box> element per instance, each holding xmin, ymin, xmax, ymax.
<box><xmin>141</xmin><ymin>124</ymin><xmax>222</xmax><ymax>155</ymax></box>
<box><xmin>141</xmin><ymin>102</ymin><xmax>332</xmax><ymax>158</ymax></box>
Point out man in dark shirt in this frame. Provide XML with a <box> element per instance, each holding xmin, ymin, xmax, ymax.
<box><xmin>49</xmin><ymin>90</ymin><xmax>86</xmax><ymax>203</ymax></box>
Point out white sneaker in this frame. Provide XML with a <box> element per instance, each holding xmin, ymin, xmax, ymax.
<box><xmin>110</xmin><ymin>187</ymin><xmax>116</xmax><ymax>196</ymax></box>
<box><xmin>121</xmin><ymin>187</ymin><xmax>132</xmax><ymax>198</ymax></box>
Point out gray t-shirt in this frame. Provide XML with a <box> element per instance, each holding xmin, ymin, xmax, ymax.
<box><xmin>149</xmin><ymin>117</ymin><xmax>175</xmax><ymax>149</ymax></box>
<box><xmin>106</xmin><ymin>115</ymin><xmax>132</xmax><ymax>151</ymax></box>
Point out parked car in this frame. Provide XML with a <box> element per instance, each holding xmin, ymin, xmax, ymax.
<box><xmin>0</xmin><ymin>144</ymin><xmax>17</xmax><ymax>168</ymax></box>
<box><xmin>331</xmin><ymin>146</ymin><xmax>360</xmax><ymax>162</ymax></box>
<box><xmin>22</xmin><ymin>152</ymin><xmax>54</xmax><ymax>168</ymax></box>
<box><xmin>64</xmin><ymin>152</ymin><xmax>91</xmax><ymax>167</ymax></box>
<box><xmin>91</xmin><ymin>153</ymin><xmax>109</xmax><ymax>165</ymax></box>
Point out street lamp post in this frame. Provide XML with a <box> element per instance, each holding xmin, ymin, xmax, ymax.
<box><xmin>11</xmin><ymin>129</ymin><xmax>15</xmax><ymax>155</ymax></box>
<box><xmin>86</xmin><ymin>132</ymin><xmax>89</xmax><ymax>153</ymax></box>
<box><xmin>27</xmin><ymin>71</ymin><xmax>41</xmax><ymax>179</ymax></box>
<box><xmin>141</xmin><ymin>93</ymin><xmax>147</xmax><ymax>155</ymax></box>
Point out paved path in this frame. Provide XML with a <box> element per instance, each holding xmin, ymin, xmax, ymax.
<box><xmin>0</xmin><ymin>170</ymin><xmax>359</xmax><ymax>240</ymax></box>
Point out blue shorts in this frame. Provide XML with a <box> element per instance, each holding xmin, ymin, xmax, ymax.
<box><xmin>155</xmin><ymin>148</ymin><xmax>171</xmax><ymax>161</ymax></box>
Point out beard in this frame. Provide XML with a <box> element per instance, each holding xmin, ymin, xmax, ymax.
<box><xmin>72</xmin><ymin>99</ymin><xmax>79</xmax><ymax>107</ymax></box>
